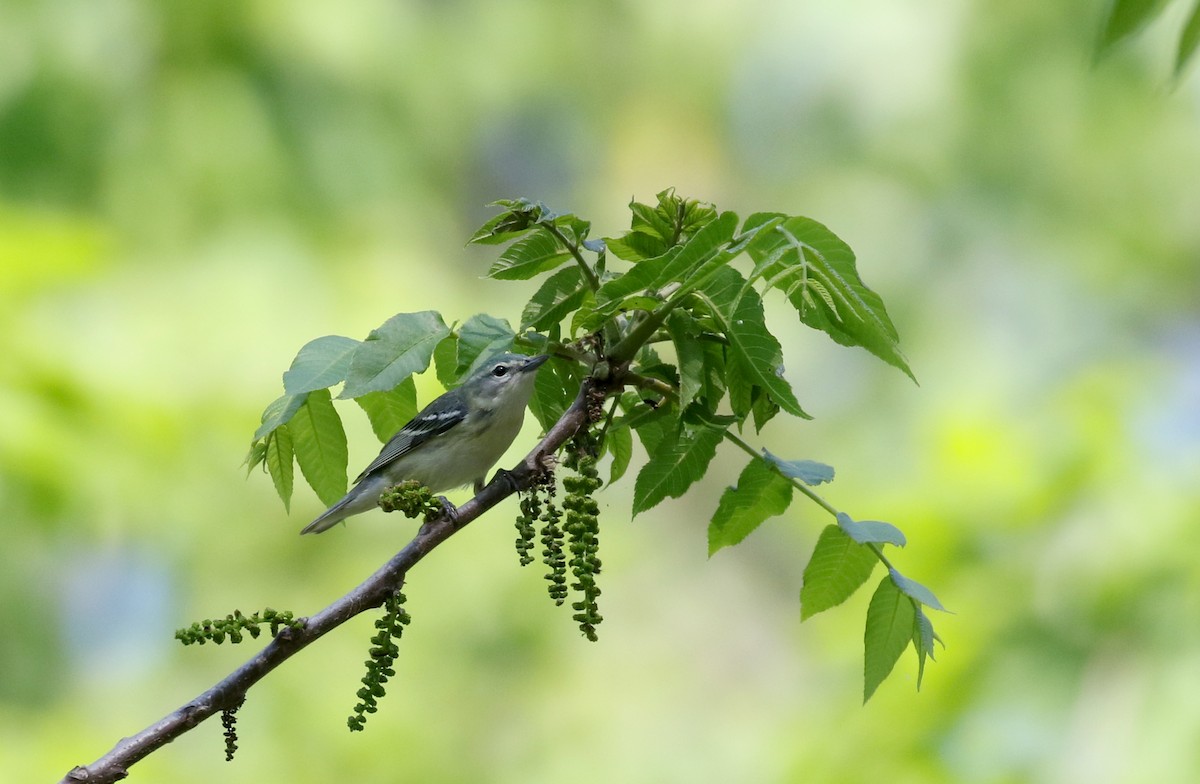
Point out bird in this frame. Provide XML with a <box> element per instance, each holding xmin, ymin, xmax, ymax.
<box><xmin>301</xmin><ymin>352</ymin><xmax>549</xmax><ymax>534</ymax></box>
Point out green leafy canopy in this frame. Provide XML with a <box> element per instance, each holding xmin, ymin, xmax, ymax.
<box><xmin>246</xmin><ymin>188</ymin><xmax>941</xmax><ymax>701</ymax></box>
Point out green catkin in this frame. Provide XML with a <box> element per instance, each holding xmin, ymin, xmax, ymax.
<box><xmin>348</xmin><ymin>591</ymin><xmax>411</xmax><ymax>732</ymax></box>
<box><xmin>563</xmin><ymin>434</ymin><xmax>604</xmax><ymax>641</ymax></box>
<box><xmin>221</xmin><ymin>706</ymin><xmax>239</xmax><ymax>762</ymax></box>
<box><xmin>539</xmin><ymin>479</ymin><xmax>568</xmax><ymax>604</ymax></box>
<box><xmin>175</xmin><ymin>608</ymin><xmax>303</xmax><ymax>646</ymax></box>
<box><xmin>515</xmin><ymin>491</ymin><xmax>540</xmax><ymax>566</ymax></box>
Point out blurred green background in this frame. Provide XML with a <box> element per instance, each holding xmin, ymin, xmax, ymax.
<box><xmin>3</xmin><ymin>1</ymin><xmax>1199</xmax><ymax>782</ymax></box>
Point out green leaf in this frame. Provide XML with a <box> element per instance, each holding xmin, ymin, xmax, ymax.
<box><xmin>487</xmin><ymin>229</ymin><xmax>571</xmax><ymax>280</ymax></box>
<box><xmin>741</xmin><ymin>213</ymin><xmax>788</xmax><ymax>261</ymax></box>
<box><xmin>468</xmin><ymin>198</ymin><xmax>544</xmax><ymax>245</ymax></box>
<box><xmin>624</xmin><ymin>397</ymin><xmax>674</xmax><ymax>455</ymax></box>
<box><xmin>660</xmin><ymin>211</ymin><xmax>739</xmax><ymax>287</ymax></box>
<box><xmin>698</xmin><ymin>267</ymin><xmax>810</xmax><ymax>420</ymax></box>
<box><xmin>864</xmin><ymin>575</ymin><xmax>916</xmax><ymax>703</ymax></box>
<box><xmin>726</xmin><ymin>361</ymin><xmax>754</xmax><ymax>423</ymax></box>
<box><xmin>800</xmin><ymin>525</ymin><xmax>878</xmax><ymax>620</ymax></box>
<box><xmin>265</xmin><ymin>426</ymin><xmax>294</xmax><ymax>511</ymax></box>
<box><xmin>593</xmin><ymin>245</ymin><xmax>680</xmax><ymax>307</ymax></box>
<box><xmin>750</xmin><ymin>387</ymin><xmax>779</xmax><ymax>432</ymax></box>
<box><xmin>243</xmin><ymin>439</ymin><xmax>268</xmax><ymax>474</ymax></box>
<box><xmin>520</xmin><ymin>267</ymin><xmax>588</xmax><ymax>332</ymax></box>
<box><xmin>433</xmin><ymin>333</ymin><xmax>459</xmax><ymax>388</ymax></box>
<box><xmin>837</xmin><ymin>512</ymin><xmax>907</xmax><ymax>547</ymax></box>
<box><xmin>282</xmin><ymin>335</ymin><xmax>361</xmax><ymax>395</ymax></box>
<box><xmin>573</xmin><ymin>291</ymin><xmax>663</xmax><ymax>333</ymax></box>
<box><xmin>749</xmin><ymin>217</ymin><xmax>913</xmax><ymax>381</ymax></box>
<box><xmin>666</xmin><ymin>311</ymin><xmax>705</xmax><ymax>409</ymax></box>
<box><xmin>594</xmin><ymin>210</ymin><xmax>738</xmax><ymax>311</ymax></box>
<box><xmin>889</xmin><ymin>568</ymin><xmax>949</xmax><ymax>612</ymax></box>
<box><xmin>455</xmin><ymin>314</ymin><xmax>516</xmax><ymax>377</ymax></box>
<box><xmin>681</xmin><ymin>401</ymin><xmax>736</xmax><ymax>432</ymax></box>
<box><xmin>340</xmin><ymin>311</ymin><xmax>449</xmax><ymax>399</ymax></box>
<box><xmin>1176</xmin><ymin>1</ymin><xmax>1200</xmax><ymax>76</ymax></box>
<box><xmin>762</xmin><ymin>451</ymin><xmax>834</xmax><ymax>486</ymax></box>
<box><xmin>632</xmin><ymin>422</ymin><xmax>725</xmax><ymax>516</ymax></box>
<box><xmin>628</xmin><ymin>194</ymin><xmax>681</xmax><ymax>246</ymax></box>
<box><xmin>605</xmin><ymin>423</ymin><xmax>633</xmax><ymax>485</ymax></box>
<box><xmin>1097</xmin><ymin>0</ymin><xmax>1168</xmax><ymax>56</ymax></box>
<box><xmin>528</xmin><ymin>357</ymin><xmax>583</xmax><ymax>433</ymax></box>
<box><xmin>289</xmin><ymin>388</ymin><xmax>348</xmax><ymax>506</ymax></box>
<box><xmin>662</xmin><ymin>212</ymin><xmax>734</xmax><ymax>285</ymax></box>
<box><xmin>603</xmin><ymin>231</ymin><xmax>667</xmax><ymax>262</ymax></box>
<box><xmin>354</xmin><ymin>378</ymin><xmax>418</xmax><ymax>442</ymax></box>
<box><xmin>254</xmin><ymin>392</ymin><xmax>309</xmax><ymax>440</ymax></box>
<box><xmin>513</xmin><ymin>329</ymin><xmax>551</xmax><ymax>355</ymax></box>
<box><xmin>707</xmin><ymin>457</ymin><xmax>794</xmax><ymax>555</ymax></box>
<box><xmin>697</xmin><ymin>339</ymin><xmax>727</xmax><ymax>407</ymax></box>
<box><xmin>628</xmin><ymin>189</ymin><xmax>719</xmax><ymax>247</ymax></box>
<box><xmin>912</xmin><ymin>607</ymin><xmax>941</xmax><ymax>690</ymax></box>
<box><xmin>547</xmin><ymin>212</ymin><xmax>592</xmax><ymax>247</ymax></box>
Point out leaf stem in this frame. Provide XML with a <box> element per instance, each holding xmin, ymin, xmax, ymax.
<box><xmin>720</xmin><ymin>429</ymin><xmax>896</xmax><ymax>570</ymax></box>
<box><xmin>624</xmin><ymin>372</ymin><xmax>677</xmax><ymax>401</ymax></box>
<box><xmin>543</xmin><ymin>223</ymin><xmax>601</xmax><ymax>292</ymax></box>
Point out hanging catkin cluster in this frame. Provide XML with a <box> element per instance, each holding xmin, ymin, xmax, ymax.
<box><xmin>513</xmin><ymin>431</ymin><xmax>604</xmax><ymax>640</ymax></box>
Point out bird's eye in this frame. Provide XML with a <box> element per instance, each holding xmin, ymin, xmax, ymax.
<box><xmin>491</xmin><ymin>365</ymin><xmax>508</xmax><ymax>377</ymax></box>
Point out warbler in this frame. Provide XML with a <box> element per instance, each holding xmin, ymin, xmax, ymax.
<box><xmin>301</xmin><ymin>352</ymin><xmax>549</xmax><ymax>534</ymax></box>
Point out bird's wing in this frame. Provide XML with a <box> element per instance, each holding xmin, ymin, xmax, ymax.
<box><xmin>353</xmin><ymin>393</ymin><xmax>468</xmax><ymax>482</ymax></box>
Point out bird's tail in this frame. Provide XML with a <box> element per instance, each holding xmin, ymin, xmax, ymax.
<box><xmin>300</xmin><ymin>475</ymin><xmax>387</xmax><ymax>535</ymax></box>
<box><xmin>300</xmin><ymin>493</ymin><xmax>357</xmax><ymax>535</ymax></box>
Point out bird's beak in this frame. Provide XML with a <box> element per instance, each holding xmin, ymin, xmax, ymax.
<box><xmin>520</xmin><ymin>354</ymin><xmax>550</xmax><ymax>373</ymax></box>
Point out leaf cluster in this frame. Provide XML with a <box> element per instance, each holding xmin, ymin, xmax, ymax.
<box><xmin>243</xmin><ymin>309</ymin><xmax>529</xmax><ymax>508</ymax></box>
<box><xmin>246</xmin><ymin>188</ymin><xmax>941</xmax><ymax>700</ymax></box>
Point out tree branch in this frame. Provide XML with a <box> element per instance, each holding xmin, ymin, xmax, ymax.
<box><xmin>62</xmin><ymin>377</ymin><xmax>608</xmax><ymax>784</ymax></box>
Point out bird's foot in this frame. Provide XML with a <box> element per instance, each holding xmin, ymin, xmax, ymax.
<box><xmin>490</xmin><ymin>468</ymin><xmax>522</xmax><ymax>495</ymax></box>
<box><xmin>418</xmin><ymin>495</ymin><xmax>458</xmax><ymax>535</ymax></box>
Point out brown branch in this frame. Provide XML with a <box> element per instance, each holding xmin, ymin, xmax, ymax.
<box><xmin>62</xmin><ymin>377</ymin><xmax>607</xmax><ymax>784</ymax></box>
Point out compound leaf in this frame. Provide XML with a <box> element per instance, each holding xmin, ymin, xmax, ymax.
<box><xmin>749</xmin><ymin>217</ymin><xmax>913</xmax><ymax>381</ymax></box>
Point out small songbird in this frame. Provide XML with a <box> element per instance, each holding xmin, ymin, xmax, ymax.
<box><xmin>301</xmin><ymin>352</ymin><xmax>549</xmax><ymax>534</ymax></box>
